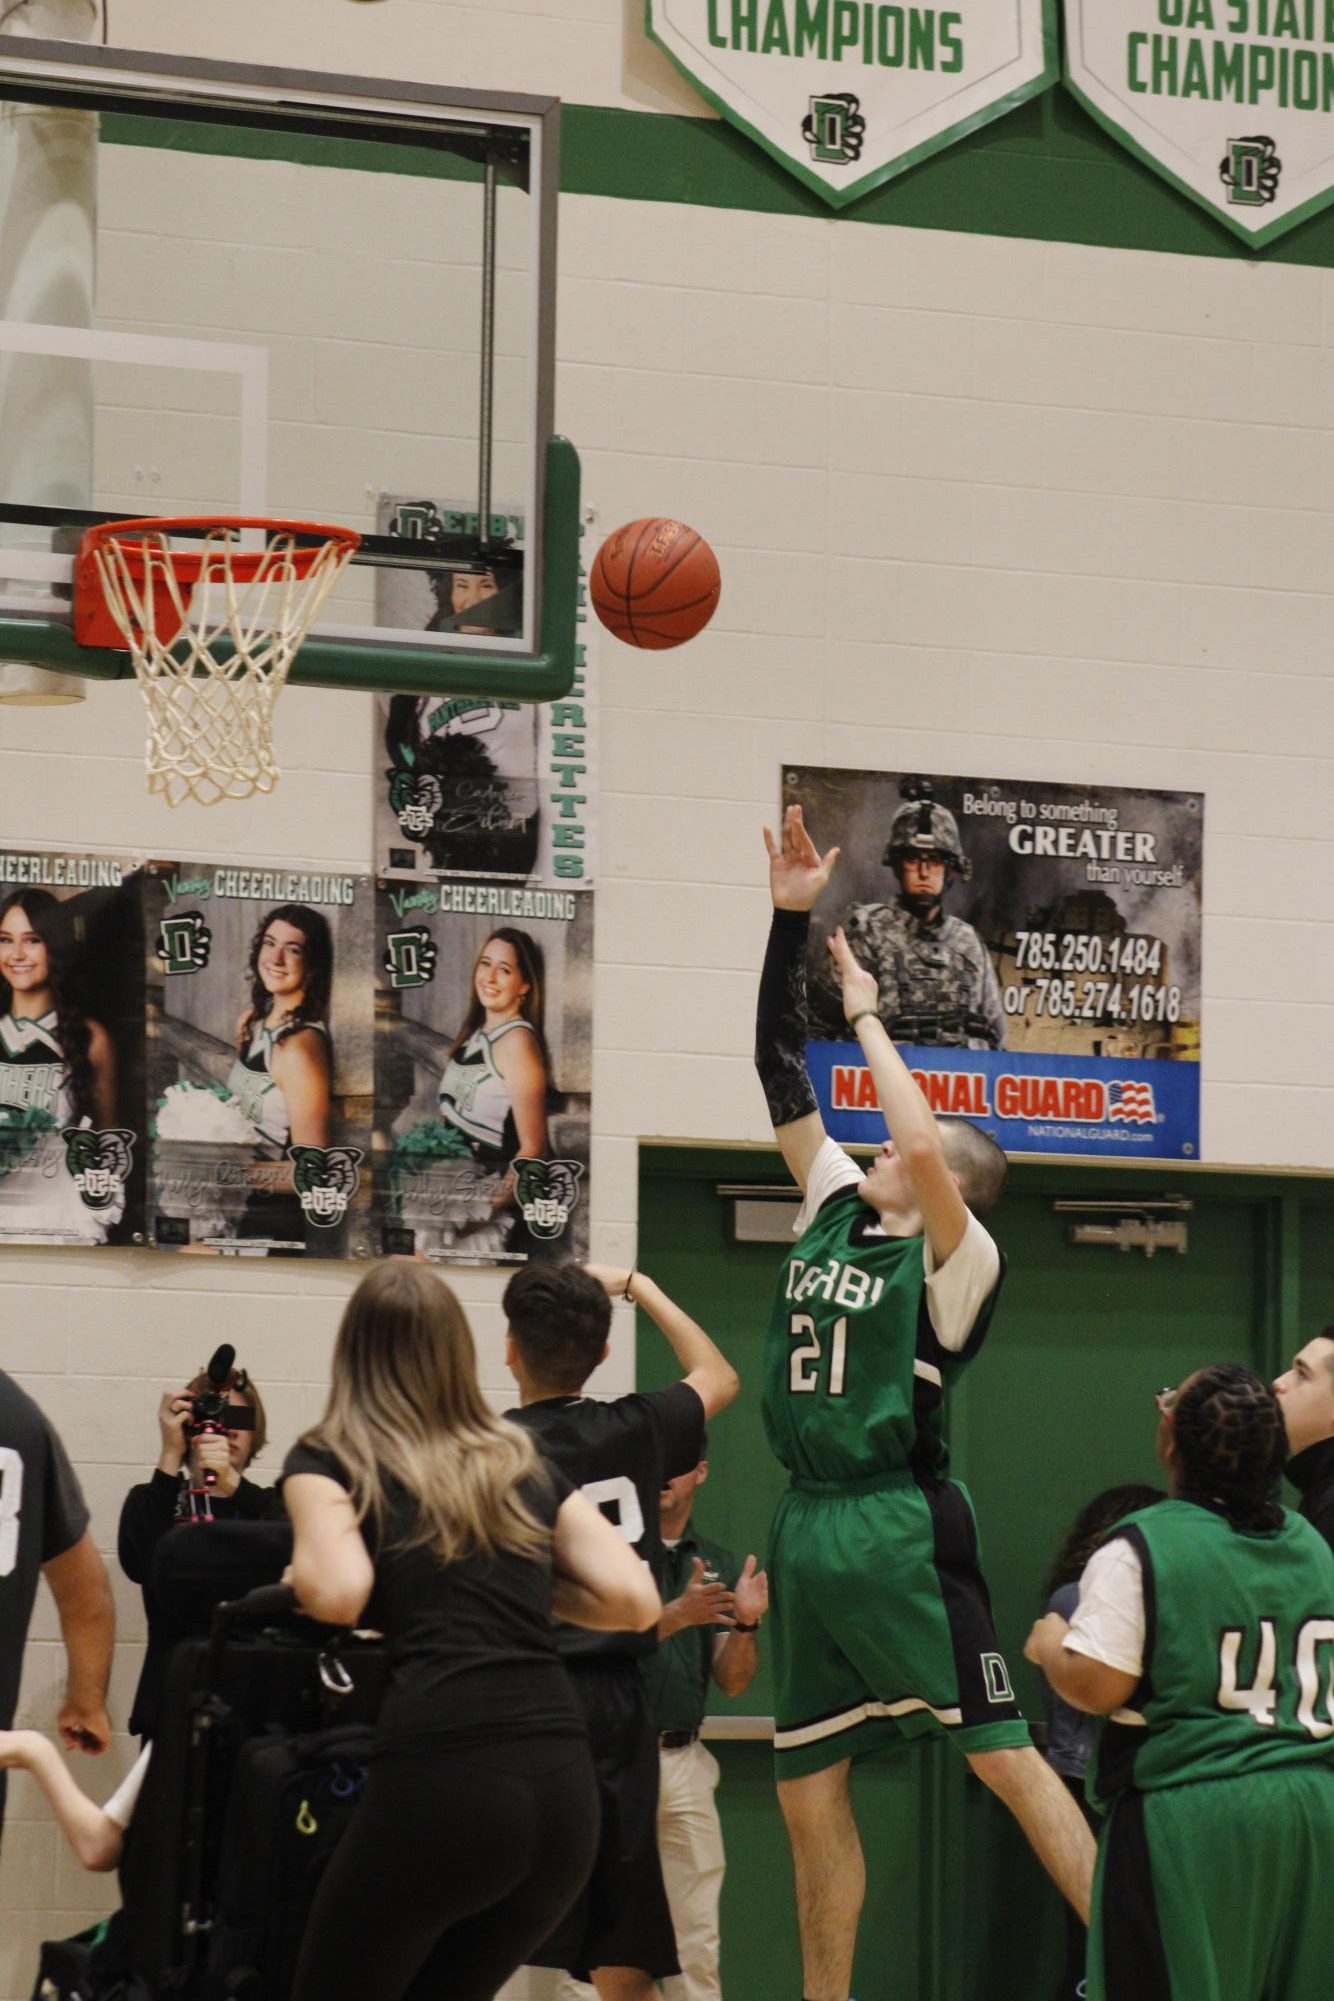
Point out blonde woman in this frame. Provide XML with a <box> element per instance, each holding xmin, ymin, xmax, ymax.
<box><xmin>283</xmin><ymin>1261</ymin><xmax>659</xmax><ymax>2001</ymax></box>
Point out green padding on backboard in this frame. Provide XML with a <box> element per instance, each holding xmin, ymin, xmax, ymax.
<box><xmin>0</xmin><ymin>437</ymin><xmax>581</xmax><ymax>704</ymax></box>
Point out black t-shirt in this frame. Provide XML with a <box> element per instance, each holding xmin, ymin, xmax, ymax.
<box><xmin>282</xmin><ymin>1441</ymin><xmax>585</xmax><ymax>1758</ymax></box>
<box><xmin>0</xmin><ymin>1369</ymin><xmax>89</xmax><ymax>1732</ymax></box>
<box><xmin>507</xmin><ymin>1382</ymin><xmax>706</xmax><ymax>1660</ymax></box>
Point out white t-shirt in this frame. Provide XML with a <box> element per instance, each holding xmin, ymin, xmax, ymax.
<box><xmin>1065</xmin><ymin>1537</ymin><xmax>1148</xmax><ymax>1677</ymax></box>
<box><xmin>795</xmin><ymin>1138</ymin><xmax>1001</xmax><ymax>1353</ymax></box>
<box><xmin>103</xmin><ymin>1744</ymin><xmax>152</xmax><ymax>1829</ymax></box>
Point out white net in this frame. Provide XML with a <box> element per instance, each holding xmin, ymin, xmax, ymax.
<box><xmin>89</xmin><ymin>521</ymin><xmax>358</xmax><ymax>807</ymax></box>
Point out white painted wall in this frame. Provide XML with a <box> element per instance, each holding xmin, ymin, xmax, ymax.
<box><xmin>3</xmin><ymin>1</ymin><xmax>1334</xmax><ymax>1992</ymax></box>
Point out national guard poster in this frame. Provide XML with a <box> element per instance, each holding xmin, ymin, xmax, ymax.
<box><xmin>374</xmin><ymin>879</ymin><xmax>593</xmax><ymax>1265</ymax></box>
<box><xmin>375</xmin><ymin>496</ymin><xmax>596</xmax><ymax>888</ymax></box>
<box><xmin>783</xmin><ymin>766</ymin><xmax>1203</xmax><ymax>1158</ymax></box>
<box><xmin>646</xmin><ymin>1</ymin><xmax>1058</xmax><ymax>207</ymax></box>
<box><xmin>144</xmin><ymin>864</ymin><xmax>374</xmax><ymax>1257</ymax></box>
<box><xmin>0</xmin><ymin>848</ymin><xmax>144</xmax><ymax>1247</ymax></box>
<box><xmin>1065</xmin><ymin>0</ymin><xmax>1334</xmax><ymax>244</ymax></box>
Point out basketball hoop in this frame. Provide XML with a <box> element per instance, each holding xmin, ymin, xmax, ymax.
<box><xmin>74</xmin><ymin>515</ymin><xmax>361</xmax><ymax>807</ymax></box>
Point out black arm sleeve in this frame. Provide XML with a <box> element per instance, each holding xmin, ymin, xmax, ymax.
<box><xmin>755</xmin><ymin>908</ymin><xmax>820</xmax><ymax>1129</ymax></box>
<box><xmin>117</xmin><ymin>1471</ymin><xmax>182</xmax><ymax>1585</ymax></box>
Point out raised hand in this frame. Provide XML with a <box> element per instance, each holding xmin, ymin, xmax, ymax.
<box><xmin>676</xmin><ymin>1555</ymin><xmax>738</xmax><ymax>1629</ymax></box>
<box><xmin>763</xmin><ymin>804</ymin><xmax>840</xmax><ymax>913</ymax></box>
<box><xmin>732</xmin><ymin>1553</ymin><xmax>768</xmax><ymax>1628</ymax></box>
<box><xmin>827</xmin><ymin>925</ymin><xmax>879</xmax><ymax>1024</ymax></box>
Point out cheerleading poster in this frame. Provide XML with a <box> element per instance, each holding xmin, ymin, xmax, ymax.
<box><xmin>784</xmin><ymin>765</ymin><xmax>1203</xmax><ymax>1160</ymax></box>
<box><xmin>144</xmin><ymin>863</ymin><xmax>374</xmax><ymax>1257</ymax></box>
<box><xmin>0</xmin><ymin>847</ymin><xmax>144</xmax><ymax>1247</ymax></box>
<box><xmin>373</xmin><ymin>878</ymin><xmax>593</xmax><ymax>1264</ymax></box>
<box><xmin>373</xmin><ymin>494</ymin><xmax>597</xmax><ymax>887</ymax></box>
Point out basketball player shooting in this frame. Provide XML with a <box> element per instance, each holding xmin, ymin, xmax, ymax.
<box><xmin>755</xmin><ymin>804</ymin><xmax>1095</xmax><ymax>2001</ymax></box>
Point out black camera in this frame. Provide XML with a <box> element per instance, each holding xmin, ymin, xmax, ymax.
<box><xmin>186</xmin><ymin>1344</ymin><xmax>255</xmax><ymax>1494</ymax></box>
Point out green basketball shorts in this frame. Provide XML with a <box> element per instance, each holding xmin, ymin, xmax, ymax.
<box><xmin>768</xmin><ymin>1469</ymin><xmax>1030</xmax><ymax>1778</ymax></box>
<box><xmin>1088</xmin><ymin>1762</ymin><xmax>1334</xmax><ymax>2001</ymax></box>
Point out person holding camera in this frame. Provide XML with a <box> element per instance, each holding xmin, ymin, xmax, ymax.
<box><xmin>117</xmin><ymin>1356</ymin><xmax>284</xmax><ymax>1740</ymax></box>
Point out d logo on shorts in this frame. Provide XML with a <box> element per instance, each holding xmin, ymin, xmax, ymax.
<box><xmin>981</xmin><ymin>1653</ymin><xmax>1015</xmax><ymax>1705</ymax></box>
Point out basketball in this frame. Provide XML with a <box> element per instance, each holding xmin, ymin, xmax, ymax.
<box><xmin>589</xmin><ymin>518</ymin><xmax>720</xmax><ymax>648</ymax></box>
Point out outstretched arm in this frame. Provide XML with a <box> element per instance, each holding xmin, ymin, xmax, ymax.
<box><xmin>584</xmin><ymin>1265</ymin><xmax>739</xmax><ymax>1420</ymax></box>
<box><xmin>827</xmin><ymin>926</ymin><xmax>969</xmax><ymax>1265</ymax></box>
<box><xmin>757</xmin><ymin>805</ymin><xmax>840</xmax><ymax>1192</ymax></box>
<box><xmin>0</xmin><ymin>1731</ymin><xmax>124</xmax><ymax>1870</ymax></box>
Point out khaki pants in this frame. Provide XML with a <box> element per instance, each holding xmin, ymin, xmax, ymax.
<box><xmin>555</xmin><ymin>1739</ymin><xmax>726</xmax><ymax>2001</ymax></box>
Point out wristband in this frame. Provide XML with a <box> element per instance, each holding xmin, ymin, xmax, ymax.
<box><xmin>623</xmin><ymin>1264</ymin><xmax>638</xmax><ymax>1302</ymax></box>
<box><xmin>732</xmin><ymin>1619</ymin><xmax>760</xmax><ymax>1633</ymax></box>
<box><xmin>846</xmin><ymin>1008</ymin><xmax>879</xmax><ymax>1030</ymax></box>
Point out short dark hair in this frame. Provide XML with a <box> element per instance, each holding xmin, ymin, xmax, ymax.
<box><xmin>938</xmin><ymin>1118</ymin><xmax>1008</xmax><ymax>1218</ymax></box>
<box><xmin>503</xmin><ymin>1264</ymin><xmax>612</xmax><ymax>1390</ymax></box>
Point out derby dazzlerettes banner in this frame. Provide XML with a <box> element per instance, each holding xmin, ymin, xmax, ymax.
<box><xmin>1066</xmin><ymin>0</ymin><xmax>1334</xmax><ymax>243</ymax></box>
<box><xmin>783</xmin><ymin>766</ymin><xmax>1203</xmax><ymax>1159</ymax></box>
<box><xmin>647</xmin><ymin>0</ymin><xmax>1058</xmax><ymax>206</ymax></box>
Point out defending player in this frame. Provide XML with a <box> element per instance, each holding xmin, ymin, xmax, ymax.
<box><xmin>505</xmin><ymin>1261</ymin><xmax>740</xmax><ymax>2001</ymax></box>
<box><xmin>756</xmin><ymin>805</ymin><xmax>1095</xmax><ymax>2001</ymax></box>
<box><xmin>1027</xmin><ymin>1366</ymin><xmax>1334</xmax><ymax>2000</ymax></box>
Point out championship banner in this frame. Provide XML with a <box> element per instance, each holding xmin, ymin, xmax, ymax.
<box><xmin>0</xmin><ymin>848</ymin><xmax>143</xmax><ymax>1246</ymax></box>
<box><xmin>1065</xmin><ymin>0</ymin><xmax>1334</xmax><ymax>243</ymax></box>
<box><xmin>375</xmin><ymin>496</ymin><xmax>596</xmax><ymax>888</ymax></box>
<box><xmin>646</xmin><ymin>0</ymin><xmax>1058</xmax><ymax>207</ymax></box>
<box><xmin>144</xmin><ymin>864</ymin><xmax>374</xmax><ymax>1257</ymax></box>
<box><xmin>784</xmin><ymin>766</ymin><xmax>1203</xmax><ymax>1158</ymax></box>
<box><xmin>373</xmin><ymin>879</ymin><xmax>593</xmax><ymax>1264</ymax></box>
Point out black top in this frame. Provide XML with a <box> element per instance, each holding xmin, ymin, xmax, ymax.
<box><xmin>118</xmin><ymin>1468</ymin><xmax>286</xmax><ymax>1738</ymax></box>
<box><xmin>282</xmin><ymin>1440</ymin><xmax>586</xmax><ymax>1758</ymax></box>
<box><xmin>0</xmin><ymin>1369</ymin><xmax>89</xmax><ymax>1732</ymax></box>
<box><xmin>507</xmin><ymin>1382</ymin><xmax>706</xmax><ymax>1661</ymax></box>
<box><xmin>1288</xmin><ymin>1436</ymin><xmax>1334</xmax><ymax>1554</ymax></box>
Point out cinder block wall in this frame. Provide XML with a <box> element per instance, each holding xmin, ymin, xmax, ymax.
<box><xmin>4</xmin><ymin>2</ymin><xmax>1334</xmax><ymax>1991</ymax></box>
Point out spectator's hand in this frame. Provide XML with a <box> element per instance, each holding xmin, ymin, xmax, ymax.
<box><xmin>1024</xmin><ymin>1613</ymin><xmax>1070</xmax><ymax>1670</ymax></box>
<box><xmin>583</xmin><ymin>1263</ymin><xmax>633</xmax><ymax>1300</ymax></box>
<box><xmin>58</xmin><ymin>1699</ymin><xmax>111</xmax><ymax>1755</ymax></box>
<box><xmin>828</xmin><ymin>926</ymin><xmax>879</xmax><ymax>1024</ymax></box>
<box><xmin>156</xmin><ymin>1390</ymin><xmax>191</xmax><ymax>1474</ymax></box>
<box><xmin>677</xmin><ymin>1556</ymin><xmax>737</xmax><ymax>1629</ymax></box>
<box><xmin>764</xmin><ymin>804</ymin><xmax>840</xmax><ymax>912</ymax></box>
<box><xmin>188</xmin><ymin>1432</ymin><xmax>241</xmax><ymax>1500</ymax></box>
<box><xmin>732</xmin><ymin>1554</ymin><xmax>769</xmax><ymax>1628</ymax></box>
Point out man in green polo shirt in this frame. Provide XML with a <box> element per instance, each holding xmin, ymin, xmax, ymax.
<box><xmin>642</xmin><ymin>1448</ymin><xmax>768</xmax><ymax>2001</ymax></box>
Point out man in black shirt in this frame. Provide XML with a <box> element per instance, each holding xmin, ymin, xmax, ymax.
<box><xmin>505</xmin><ymin>1260</ymin><xmax>739</xmax><ymax>2001</ymax></box>
<box><xmin>118</xmin><ymin>1369</ymin><xmax>285</xmax><ymax>1738</ymax></box>
<box><xmin>1274</xmin><ymin>1326</ymin><xmax>1334</xmax><ymax>1551</ymax></box>
<box><xmin>0</xmin><ymin>1368</ymin><xmax>115</xmax><ymax>1841</ymax></box>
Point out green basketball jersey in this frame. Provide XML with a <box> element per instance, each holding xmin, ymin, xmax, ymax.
<box><xmin>1092</xmin><ymin>1500</ymin><xmax>1334</xmax><ymax>1809</ymax></box>
<box><xmin>762</xmin><ymin>1182</ymin><xmax>1001</xmax><ymax>1485</ymax></box>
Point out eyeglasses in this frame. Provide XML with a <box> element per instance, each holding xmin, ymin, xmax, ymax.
<box><xmin>1155</xmin><ymin>1385</ymin><xmax>1179</xmax><ymax>1414</ymax></box>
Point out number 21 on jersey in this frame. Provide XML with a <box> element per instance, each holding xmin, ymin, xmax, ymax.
<box><xmin>788</xmin><ymin>1312</ymin><xmax>849</xmax><ymax>1396</ymax></box>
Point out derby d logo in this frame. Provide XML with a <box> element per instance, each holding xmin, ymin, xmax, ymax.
<box><xmin>1221</xmin><ymin>134</ymin><xmax>1281</xmax><ymax>206</ymax></box>
<box><xmin>389</xmin><ymin>769</ymin><xmax>444</xmax><ymax>839</ymax></box>
<box><xmin>513</xmin><ymin>1157</ymin><xmax>583</xmax><ymax>1241</ymax></box>
<box><xmin>158</xmin><ymin>911</ymin><xmax>211</xmax><ymax>974</ymax></box>
<box><xmin>61</xmin><ymin>1127</ymin><xmax>134</xmax><ymax>1210</ymax></box>
<box><xmin>803</xmin><ymin>92</ymin><xmax>865</xmax><ymax>164</ymax></box>
<box><xmin>384</xmin><ymin>926</ymin><xmax>438</xmax><ymax>989</ymax></box>
<box><xmin>289</xmin><ymin>1145</ymin><xmax>363</xmax><ymax>1226</ymax></box>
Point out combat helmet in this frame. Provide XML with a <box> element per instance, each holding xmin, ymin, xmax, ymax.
<box><xmin>883</xmin><ymin>794</ymin><xmax>972</xmax><ymax>881</ymax></box>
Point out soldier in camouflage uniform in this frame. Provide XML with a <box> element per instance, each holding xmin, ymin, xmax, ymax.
<box><xmin>813</xmin><ymin>797</ymin><xmax>1005</xmax><ymax>1049</ymax></box>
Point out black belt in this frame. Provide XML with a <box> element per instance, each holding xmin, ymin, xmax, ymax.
<box><xmin>659</xmin><ymin>1729</ymin><xmax>699</xmax><ymax>1749</ymax></box>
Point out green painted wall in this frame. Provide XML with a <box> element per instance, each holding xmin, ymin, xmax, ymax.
<box><xmin>637</xmin><ymin>1145</ymin><xmax>1333</xmax><ymax>2001</ymax></box>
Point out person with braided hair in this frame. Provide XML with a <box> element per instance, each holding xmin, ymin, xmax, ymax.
<box><xmin>1027</xmin><ymin>1364</ymin><xmax>1334</xmax><ymax>2001</ymax></box>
